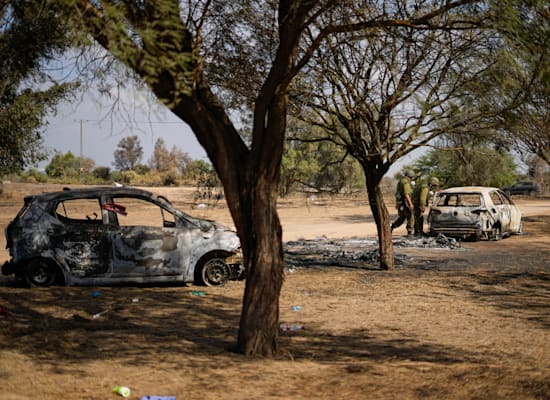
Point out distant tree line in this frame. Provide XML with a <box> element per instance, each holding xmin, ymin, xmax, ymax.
<box><xmin>14</xmin><ymin>134</ymin><xmax>217</xmax><ymax>188</ymax></box>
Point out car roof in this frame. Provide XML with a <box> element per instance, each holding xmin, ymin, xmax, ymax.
<box><xmin>25</xmin><ymin>186</ymin><xmax>157</xmax><ymax>203</ymax></box>
<box><xmin>438</xmin><ymin>186</ymin><xmax>500</xmax><ymax>194</ymax></box>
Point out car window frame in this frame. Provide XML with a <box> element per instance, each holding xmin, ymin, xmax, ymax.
<box><xmin>53</xmin><ymin>196</ymin><xmax>104</xmax><ymax>225</ymax></box>
<box><xmin>102</xmin><ymin>194</ymin><xmax>183</xmax><ymax>229</ymax></box>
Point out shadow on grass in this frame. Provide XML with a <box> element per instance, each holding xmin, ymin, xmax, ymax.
<box><xmin>0</xmin><ymin>283</ymin><xmax>475</xmax><ymax>375</ymax></box>
<box><xmin>451</xmin><ymin>270</ymin><xmax>550</xmax><ymax>329</ymax></box>
<box><xmin>278</xmin><ymin>329</ymin><xmax>474</xmax><ymax>365</ymax></box>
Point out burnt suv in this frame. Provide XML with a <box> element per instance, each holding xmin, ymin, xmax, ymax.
<box><xmin>428</xmin><ymin>186</ymin><xmax>522</xmax><ymax>241</ymax></box>
<box><xmin>2</xmin><ymin>187</ymin><xmax>243</xmax><ymax>287</ymax></box>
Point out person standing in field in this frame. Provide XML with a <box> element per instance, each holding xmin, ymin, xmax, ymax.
<box><xmin>391</xmin><ymin>170</ymin><xmax>415</xmax><ymax>237</ymax></box>
<box><xmin>412</xmin><ymin>176</ymin><xmax>439</xmax><ymax>236</ymax></box>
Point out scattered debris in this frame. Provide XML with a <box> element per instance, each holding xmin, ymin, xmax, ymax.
<box><xmin>284</xmin><ymin>234</ymin><xmax>461</xmax><ymax>270</ymax></box>
<box><xmin>92</xmin><ymin>310</ymin><xmax>108</xmax><ymax>319</ymax></box>
<box><xmin>291</xmin><ymin>306</ymin><xmax>302</xmax><ymax>311</ymax></box>
<box><xmin>191</xmin><ymin>291</ymin><xmax>206</xmax><ymax>297</ymax></box>
<box><xmin>394</xmin><ymin>233</ymin><xmax>460</xmax><ymax>249</ymax></box>
<box><xmin>113</xmin><ymin>386</ymin><xmax>131</xmax><ymax>398</ymax></box>
<box><xmin>280</xmin><ymin>323</ymin><xmax>304</xmax><ymax>333</ymax></box>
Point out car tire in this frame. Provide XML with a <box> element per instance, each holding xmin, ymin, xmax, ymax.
<box><xmin>24</xmin><ymin>259</ymin><xmax>58</xmax><ymax>287</ymax></box>
<box><xmin>490</xmin><ymin>225</ymin><xmax>503</xmax><ymax>241</ymax></box>
<box><xmin>197</xmin><ymin>257</ymin><xmax>229</xmax><ymax>286</ymax></box>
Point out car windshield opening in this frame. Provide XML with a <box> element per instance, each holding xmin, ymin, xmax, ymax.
<box><xmin>437</xmin><ymin>193</ymin><xmax>482</xmax><ymax>207</ymax></box>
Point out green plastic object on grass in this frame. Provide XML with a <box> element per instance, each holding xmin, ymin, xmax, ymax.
<box><xmin>113</xmin><ymin>386</ymin><xmax>131</xmax><ymax>398</ymax></box>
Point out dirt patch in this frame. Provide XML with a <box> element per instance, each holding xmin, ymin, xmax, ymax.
<box><xmin>0</xmin><ymin>183</ymin><xmax>549</xmax><ymax>399</ymax></box>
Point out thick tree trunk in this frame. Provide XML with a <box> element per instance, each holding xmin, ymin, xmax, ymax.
<box><xmin>364</xmin><ymin>168</ymin><xmax>394</xmax><ymax>271</ymax></box>
<box><xmin>235</xmin><ymin>182</ymin><xmax>284</xmax><ymax>356</ymax></box>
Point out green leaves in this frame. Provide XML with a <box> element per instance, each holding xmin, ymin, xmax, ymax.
<box><xmin>0</xmin><ymin>1</ymin><xmax>76</xmax><ymax>175</ymax></box>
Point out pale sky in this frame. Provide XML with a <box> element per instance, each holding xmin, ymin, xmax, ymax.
<box><xmin>40</xmin><ymin>89</ymin><xmax>416</xmax><ymax>176</ymax></box>
<box><xmin>41</xmin><ymin>91</ymin><xmax>208</xmax><ymax>170</ymax></box>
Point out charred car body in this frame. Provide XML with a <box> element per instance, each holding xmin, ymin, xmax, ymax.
<box><xmin>2</xmin><ymin>187</ymin><xmax>244</xmax><ymax>287</ymax></box>
<box><xmin>428</xmin><ymin>186</ymin><xmax>522</xmax><ymax>241</ymax></box>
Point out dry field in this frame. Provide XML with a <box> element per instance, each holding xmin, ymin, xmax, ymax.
<box><xmin>0</xmin><ymin>183</ymin><xmax>549</xmax><ymax>400</ymax></box>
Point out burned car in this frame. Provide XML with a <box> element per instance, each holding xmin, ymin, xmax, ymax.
<box><xmin>2</xmin><ymin>187</ymin><xmax>244</xmax><ymax>287</ymax></box>
<box><xmin>428</xmin><ymin>186</ymin><xmax>522</xmax><ymax>241</ymax></box>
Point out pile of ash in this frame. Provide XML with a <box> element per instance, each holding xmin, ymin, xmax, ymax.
<box><xmin>284</xmin><ymin>234</ymin><xmax>460</xmax><ymax>271</ymax></box>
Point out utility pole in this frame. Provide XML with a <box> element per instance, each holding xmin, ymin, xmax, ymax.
<box><xmin>79</xmin><ymin>120</ymin><xmax>84</xmax><ymax>183</ymax></box>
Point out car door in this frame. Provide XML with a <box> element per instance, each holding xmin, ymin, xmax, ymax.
<box><xmin>53</xmin><ymin>197</ymin><xmax>111</xmax><ymax>277</ymax></box>
<box><xmin>499</xmin><ymin>190</ymin><xmax>522</xmax><ymax>233</ymax></box>
<box><xmin>106</xmin><ymin>195</ymin><xmax>192</xmax><ymax>278</ymax></box>
<box><xmin>489</xmin><ymin>190</ymin><xmax>511</xmax><ymax>233</ymax></box>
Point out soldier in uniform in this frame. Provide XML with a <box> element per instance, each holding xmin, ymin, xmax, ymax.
<box><xmin>391</xmin><ymin>170</ymin><xmax>415</xmax><ymax>236</ymax></box>
<box><xmin>412</xmin><ymin>176</ymin><xmax>439</xmax><ymax>236</ymax></box>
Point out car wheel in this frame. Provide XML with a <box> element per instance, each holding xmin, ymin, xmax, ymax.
<box><xmin>24</xmin><ymin>259</ymin><xmax>58</xmax><ymax>287</ymax></box>
<box><xmin>490</xmin><ymin>225</ymin><xmax>503</xmax><ymax>241</ymax></box>
<box><xmin>198</xmin><ymin>257</ymin><xmax>229</xmax><ymax>286</ymax></box>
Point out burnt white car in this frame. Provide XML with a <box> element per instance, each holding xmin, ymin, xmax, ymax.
<box><xmin>428</xmin><ymin>186</ymin><xmax>522</xmax><ymax>241</ymax></box>
<box><xmin>2</xmin><ymin>187</ymin><xmax>243</xmax><ymax>287</ymax></box>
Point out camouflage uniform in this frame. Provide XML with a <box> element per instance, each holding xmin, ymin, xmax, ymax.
<box><xmin>412</xmin><ymin>177</ymin><xmax>439</xmax><ymax>236</ymax></box>
<box><xmin>391</xmin><ymin>172</ymin><xmax>414</xmax><ymax>235</ymax></box>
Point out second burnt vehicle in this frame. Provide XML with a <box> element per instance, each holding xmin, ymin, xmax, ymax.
<box><xmin>2</xmin><ymin>187</ymin><xmax>244</xmax><ymax>287</ymax></box>
<box><xmin>428</xmin><ymin>186</ymin><xmax>522</xmax><ymax>241</ymax></box>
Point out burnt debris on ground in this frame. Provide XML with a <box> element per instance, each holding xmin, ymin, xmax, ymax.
<box><xmin>284</xmin><ymin>234</ymin><xmax>460</xmax><ymax>270</ymax></box>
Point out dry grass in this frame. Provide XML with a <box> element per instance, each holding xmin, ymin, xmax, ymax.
<box><xmin>0</xmin><ymin>183</ymin><xmax>549</xmax><ymax>399</ymax></box>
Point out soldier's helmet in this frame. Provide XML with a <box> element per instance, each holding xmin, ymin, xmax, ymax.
<box><xmin>429</xmin><ymin>177</ymin><xmax>440</xmax><ymax>186</ymax></box>
<box><xmin>404</xmin><ymin>169</ymin><xmax>415</xmax><ymax>178</ymax></box>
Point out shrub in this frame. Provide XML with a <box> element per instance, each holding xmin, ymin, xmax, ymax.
<box><xmin>93</xmin><ymin>166</ymin><xmax>111</xmax><ymax>181</ymax></box>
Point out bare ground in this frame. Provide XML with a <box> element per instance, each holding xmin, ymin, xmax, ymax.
<box><xmin>0</xmin><ymin>183</ymin><xmax>548</xmax><ymax>400</ymax></box>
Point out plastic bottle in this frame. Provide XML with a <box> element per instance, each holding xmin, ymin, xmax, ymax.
<box><xmin>113</xmin><ymin>386</ymin><xmax>131</xmax><ymax>398</ymax></box>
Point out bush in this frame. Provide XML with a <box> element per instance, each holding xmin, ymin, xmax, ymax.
<box><xmin>135</xmin><ymin>164</ymin><xmax>150</xmax><ymax>175</ymax></box>
<box><xmin>21</xmin><ymin>168</ymin><xmax>47</xmax><ymax>183</ymax></box>
<box><xmin>162</xmin><ymin>169</ymin><xmax>179</xmax><ymax>186</ymax></box>
<box><xmin>93</xmin><ymin>166</ymin><xmax>111</xmax><ymax>181</ymax></box>
<box><xmin>139</xmin><ymin>172</ymin><xmax>163</xmax><ymax>186</ymax></box>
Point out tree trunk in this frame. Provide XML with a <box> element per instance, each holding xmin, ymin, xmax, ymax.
<box><xmin>75</xmin><ymin>0</ymin><xmax>313</xmax><ymax>357</ymax></box>
<box><xmin>235</xmin><ymin>181</ymin><xmax>284</xmax><ymax>356</ymax></box>
<box><xmin>364</xmin><ymin>167</ymin><xmax>394</xmax><ymax>271</ymax></box>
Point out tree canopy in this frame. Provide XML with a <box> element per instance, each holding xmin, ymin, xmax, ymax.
<box><xmin>447</xmin><ymin>0</ymin><xmax>550</xmax><ymax>164</ymax></box>
<box><xmin>410</xmin><ymin>136</ymin><xmax>518</xmax><ymax>188</ymax></box>
<box><xmin>0</xmin><ymin>2</ymin><xmax>76</xmax><ymax>175</ymax></box>
<box><xmin>113</xmin><ymin>135</ymin><xmax>143</xmax><ymax>171</ymax></box>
